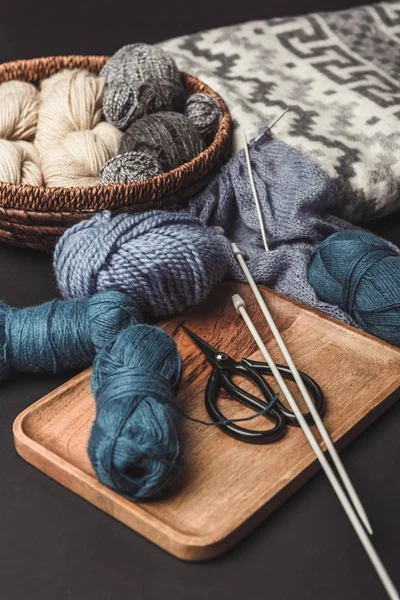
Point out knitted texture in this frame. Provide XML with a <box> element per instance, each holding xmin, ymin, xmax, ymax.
<box><xmin>184</xmin><ymin>93</ymin><xmax>223</xmax><ymax>144</ymax></box>
<box><xmin>89</xmin><ymin>324</ymin><xmax>183</xmax><ymax>500</ymax></box>
<box><xmin>309</xmin><ymin>230</ymin><xmax>400</xmax><ymax>345</ymax></box>
<box><xmin>101</xmin><ymin>44</ymin><xmax>186</xmax><ymax>130</ymax></box>
<box><xmin>188</xmin><ymin>132</ymin><xmax>356</xmax><ymax>325</ymax></box>
<box><xmin>160</xmin><ymin>1</ymin><xmax>400</xmax><ymax>222</ymax></box>
<box><xmin>54</xmin><ymin>210</ymin><xmax>227</xmax><ymax>319</ymax></box>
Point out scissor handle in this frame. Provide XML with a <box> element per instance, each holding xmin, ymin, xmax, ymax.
<box><xmin>241</xmin><ymin>359</ymin><xmax>326</xmax><ymax>426</ymax></box>
<box><xmin>205</xmin><ymin>362</ymin><xmax>287</xmax><ymax>444</ymax></box>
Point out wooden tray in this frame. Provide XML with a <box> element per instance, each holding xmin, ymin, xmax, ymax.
<box><xmin>13</xmin><ymin>283</ymin><xmax>400</xmax><ymax>560</ymax></box>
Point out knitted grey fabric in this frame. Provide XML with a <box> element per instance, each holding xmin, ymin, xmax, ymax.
<box><xmin>184</xmin><ymin>93</ymin><xmax>223</xmax><ymax>144</ymax></box>
<box><xmin>101</xmin><ymin>44</ymin><xmax>186</xmax><ymax>130</ymax></box>
<box><xmin>188</xmin><ymin>131</ymin><xmax>357</xmax><ymax>325</ymax></box>
<box><xmin>100</xmin><ymin>149</ymin><xmax>163</xmax><ymax>184</ymax></box>
<box><xmin>119</xmin><ymin>112</ymin><xmax>205</xmax><ymax>171</ymax></box>
<box><xmin>161</xmin><ymin>2</ymin><xmax>400</xmax><ymax>222</ymax></box>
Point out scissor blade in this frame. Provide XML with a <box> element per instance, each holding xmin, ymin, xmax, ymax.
<box><xmin>181</xmin><ymin>325</ymin><xmax>220</xmax><ymax>359</ymax></box>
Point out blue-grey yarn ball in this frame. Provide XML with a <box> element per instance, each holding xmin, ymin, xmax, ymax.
<box><xmin>0</xmin><ymin>290</ymin><xmax>139</xmax><ymax>381</ymax></box>
<box><xmin>89</xmin><ymin>323</ymin><xmax>183</xmax><ymax>500</ymax></box>
<box><xmin>54</xmin><ymin>210</ymin><xmax>228</xmax><ymax>319</ymax></box>
<box><xmin>309</xmin><ymin>230</ymin><xmax>400</xmax><ymax>346</ymax></box>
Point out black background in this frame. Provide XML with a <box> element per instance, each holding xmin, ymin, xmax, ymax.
<box><xmin>0</xmin><ymin>1</ymin><xmax>399</xmax><ymax>599</ymax></box>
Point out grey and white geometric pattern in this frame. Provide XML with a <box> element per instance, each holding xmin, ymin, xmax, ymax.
<box><xmin>160</xmin><ymin>2</ymin><xmax>400</xmax><ymax>222</ymax></box>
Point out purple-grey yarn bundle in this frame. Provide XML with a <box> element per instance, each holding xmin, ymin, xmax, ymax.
<box><xmin>54</xmin><ymin>210</ymin><xmax>228</xmax><ymax>320</ymax></box>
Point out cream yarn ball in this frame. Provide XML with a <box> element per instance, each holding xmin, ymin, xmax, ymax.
<box><xmin>0</xmin><ymin>140</ymin><xmax>43</xmax><ymax>185</ymax></box>
<box><xmin>0</xmin><ymin>80</ymin><xmax>39</xmax><ymax>141</ymax></box>
<box><xmin>35</xmin><ymin>69</ymin><xmax>121</xmax><ymax>187</ymax></box>
<box><xmin>0</xmin><ymin>80</ymin><xmax>42</xmax><ymax>185</ymax></box>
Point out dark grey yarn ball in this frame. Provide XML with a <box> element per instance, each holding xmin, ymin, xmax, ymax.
<box><xmin>100</xmin><ymin>149</ymin><xmax>163</xmax><ymax>184</ymax></box>
<box><xmin>103</xmin><ymin>78</ymin><xmax>186</xmax><ymax>131</ymax></box>
<box><xmin>119</xmin><ymin>112</ymin><xmax>206</xmax><ymax>172</ymax></box>
<box><xmin>184</xmin><ymin>93</ymin><xmax>223</xmax><ymax>143</ymax></box>
<box><xmin>100</xmin><ymin>43</ymin><xmax>181</xmax><ymax>86</ymax></box>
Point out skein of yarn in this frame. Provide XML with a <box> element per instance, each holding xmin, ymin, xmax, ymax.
<box><xmin>0</xmin><ymin>290</ymin><xmax>138</xmax><ymax>381</ymax></box>
<box><xmin>0</xmin><ymin>80</ymin><xmax>42</xmax><ymax>184</ymax></box>
<box><xmin>89</xmin><ymin>324</ymin><xmax>183</xmax><ymax>500</ymax></box>
<box><xmin>0</xmin><ymin>289</ymin><xmax>183</xmax><ymax>500</ymax></box>
<box><xmin>0</xmin><ymin>80</ymin><xmax>39</xmax><ymax>141</ymax></box>
<box><xmin>101</xmin><ymin>44</ymin><xmax>186</xmax><ymax>130</ymax></box>
<box><xmin>308</xmin><ymin>230</ymin><xmax>400</xmax><ymax>346</ymax></box>
<box><xmin>0</xmin><ymin>140</ymin><xmax>43</xmax><ymax>186</ymax></box>
<box><xmin>184</xmin><ymin>93</ymin><xmax>223</xmax><ymax>144</ymax></box>
<box><xmin>35</xmin><ymin>70</ymin><xmax>121</xmax><ymax>186</ymax></box>
<box><xmin>54</xmin><ymin>210</ymin><xmax>228</xmax><ymax>319</ymax></box>
<box><xmin>100</xmin><ymin>112</ymin><xmax>205</xmax><ymax>184</ymax></box>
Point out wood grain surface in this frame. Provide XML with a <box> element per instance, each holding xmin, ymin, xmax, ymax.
<box><xmin>13</xmin><ymin>283</ymin><xmax>400</xmax><ymax>560</ymax></box>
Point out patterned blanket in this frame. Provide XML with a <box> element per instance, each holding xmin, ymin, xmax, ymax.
<box><xmin>160</xmin><ymin>2</ymin><xmax>400</xmax><ymax>223</ymax></box>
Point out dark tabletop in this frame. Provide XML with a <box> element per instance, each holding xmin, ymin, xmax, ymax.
<box><xmin>1</xmin><ymin>1</ymin><xmax>399</xmax><ymax>599</ymax></box>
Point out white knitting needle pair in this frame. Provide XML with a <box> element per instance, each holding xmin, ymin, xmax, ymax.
<box><xmin>230</xmin><ymin>118</ymin><xmax>398</xmax><ymax>599</ymax></box>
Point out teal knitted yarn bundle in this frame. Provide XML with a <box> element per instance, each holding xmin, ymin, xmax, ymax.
<box><xmin>0</xmin><ymin>290</ymin><xmax>138</xmax><ymax>381</ymax></box>
<box><xmin>308</xmin><ymin>230</ymin><xmax>400</xmax><ymax>346</ymax></box>
<box><xmin>0</xmin><ymin>290</ymin><xmax>183</xmax><ymax>500</ymax></box>
<box><xmin>90</xmin><ymin>324</ymin><xmax>182</xmax><ymax>500</ymax></box>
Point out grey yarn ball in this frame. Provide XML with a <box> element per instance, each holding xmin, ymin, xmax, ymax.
<box><xmin>100</xmin><ymin>149</ymin><xmax>163</xmax><ymax>184</ymax></box>
<box><xmin>101</xmin><ymin>44</ymin><xmax>187</xmax><ymax>130</ymax></box>
<box><xmin>119</xmin><ymin>112</ymin><xmax>205</xmax><ymax>172</ymax></box>
<box><xmin>184</xmin><ymin>93</ymin><xmax>223</xmax><ymax>143</ymax></box>
<box><xmin>103</xmin><ymin>78</ymin><xmax>186</xmax><ymax>131</ymax></box>
<box><xmin>100</xmin><ymin>43</ymin><xmax>181</xmax><ymax>87</ymax></box>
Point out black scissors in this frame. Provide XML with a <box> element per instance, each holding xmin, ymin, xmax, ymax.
<box><xmin>182</xmin><ymin>325</ymin><xmax>325</xmax><ymax>444</ymax></box>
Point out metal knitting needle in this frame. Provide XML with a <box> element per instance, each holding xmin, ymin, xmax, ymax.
<box><xmin>243</xmin><ymin>130</ymin><xmax>269</xmax><ymax>252</ymax></box>
<box><xmin>232</xmin><ymin>293</ymin><xmax>399</xmax><ymax>600</ymax></box>
<box><xmin>243</xmin><ymin>107</ymin><xmax>290</xmax><ymax>253</ymax></box>
<box><xmin>240</xmin><ymin>131</ymin><xmax>373</xmax><ymax>536</ymax></box>
<box><xmin>267</xmin><ymin>107</ymin><xmax>290</xmax><ymax>131</ymax></box>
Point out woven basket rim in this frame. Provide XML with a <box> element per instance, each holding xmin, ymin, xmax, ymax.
<box><xmin>0</xmin><ymin>55</ymin><xmax>232</xmax><ymax>212</ymax></box>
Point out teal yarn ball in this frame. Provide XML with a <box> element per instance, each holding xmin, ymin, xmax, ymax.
<box><xmin>0</xmin><ymin>290</ymin><xmax>139</xmax><ymax>381</ymax></box>
<box><xmin>89</xmin><ymin>323</ymin><xmax>183</xmax><ymax>500</ymax></box>
<box><xmin>308</xmin><ymin>230</ymin><xmax>400</xmax><ymax>346</ymax></box>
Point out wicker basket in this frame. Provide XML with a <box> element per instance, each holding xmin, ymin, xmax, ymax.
<box><xmin>0</xmin><ymin>55</ymin><xmax>232</xmax><ymax>251</ymax></box>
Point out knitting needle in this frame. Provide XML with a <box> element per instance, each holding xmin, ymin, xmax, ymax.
<box><xmin>232</xmin><ymin>293</ymin><xmax>399</xmax><ymax>600</ymax></box>
<box><xmin>240</xmin><ymin>132</ymin><xmax>373</xmax><ymax>536</ymax></box>
<box><xmin>243</xmin><ymin>108</ymin><xmax>289</xmax><ymax>253</ymax></box>
<box><xmin>267</xmin><ymin>107</ymin><xmax>290</xmax><ymax>131</ymax></box>
<box><xmin>243</xmin><ymin>131</ymin><xmax>269</xmax><ymax>253</ymax></box>
<box><xmin>232</xmin><ymin>243</ymin><xmax>373</xmax><ymax>536</ymax></box>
